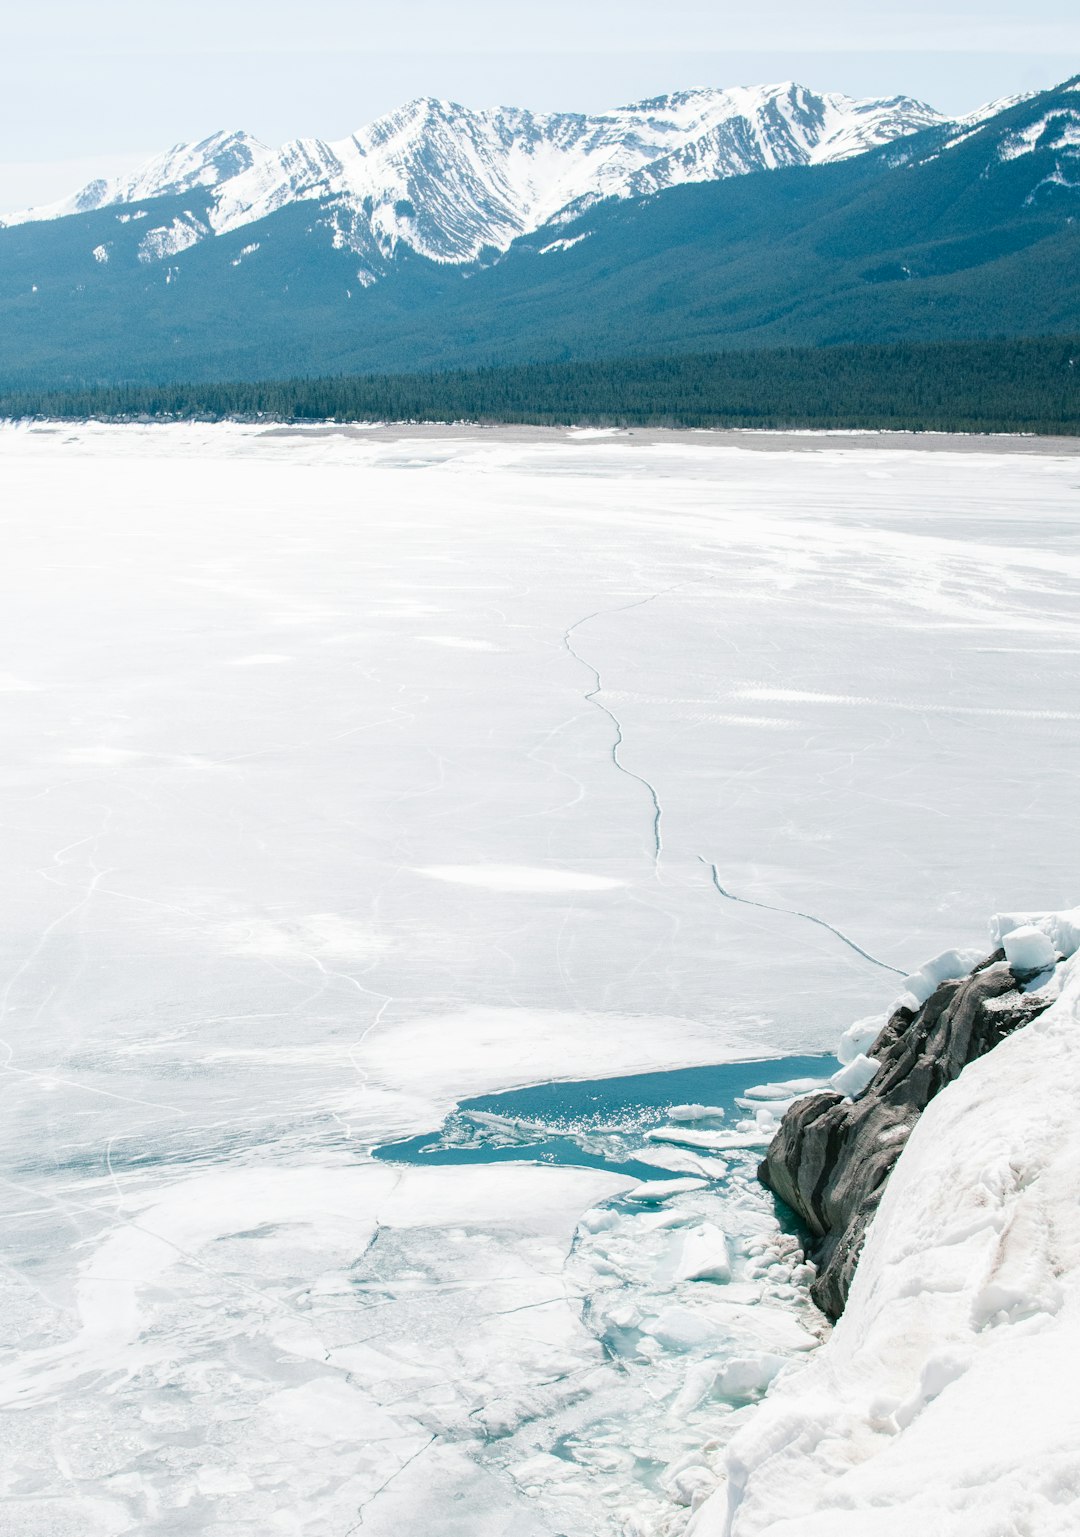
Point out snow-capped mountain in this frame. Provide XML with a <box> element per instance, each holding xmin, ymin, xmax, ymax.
<box><xmin>1</xmin><ymin>84</ymin><xmax>944</xmax><ymax>268</ymax></box>
<box><xmin>8</xmin><ymin>131</ymin><xmax>271</xmax><ymax>226</ymax></box>
<box><xmin>1</xmin><ymin>77</ymin><xmax>1076</xmax><ymax>390</ymax></box>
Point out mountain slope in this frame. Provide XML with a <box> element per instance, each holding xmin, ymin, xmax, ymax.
<box><xmin>1</xmin><ymin>85</ymin><xmax>943</xmax><ymax>269</ymax></box>
<box><xmin>0</xmin><ymin>79</ymin><xmax>1076</xmax><ymax>387</ymax></box>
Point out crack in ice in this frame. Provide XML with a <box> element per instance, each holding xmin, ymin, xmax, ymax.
<box><xmin>698</xmin><ymin>857</ymin><xmax>906</xmax><ymax>976</ymax></box>
<box><xmin>345</xmin><ymin>1434</ymin><xmax>439</xmax><ymax>1532</ymax></box>
<box><xmin>563</xmin><ymin>592</ymin><xmax>670</xmax><ymax>867</ymax></box>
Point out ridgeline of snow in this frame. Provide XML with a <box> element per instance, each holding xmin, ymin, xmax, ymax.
<box><xmin>3</xmin><ymin>131</ymin><xmax>269</xmax><ymax>227</ymax></box>
<box><xmin>0</xmin><ymin>85</ymin><xmax>944</xmax><ymax>265</ymax></box>
<box><xmin>688</xmin><ymin>907</ymin><xmax>1080</xmax><ymax>1536</ymax></box>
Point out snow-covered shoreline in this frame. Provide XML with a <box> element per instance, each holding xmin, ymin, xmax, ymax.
<box><xmin>5</xmin><ymin>417</ymin><xmax>1080</xmax><ymax>454</ymax></box>
<box><xmin>691</xmin><ymin>909</ymin><xmax>1080</xmax><ymax>1535</ymax></box>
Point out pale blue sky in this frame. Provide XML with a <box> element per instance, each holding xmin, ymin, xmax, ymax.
<box><xmin>2</xmin><ymin>0</ymin><xmax>1077</xmax><ymax>208</ymax></box>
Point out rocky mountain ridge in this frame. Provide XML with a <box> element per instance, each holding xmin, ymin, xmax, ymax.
<box><xmin>0</xmin><ymin>84</ymin><xmax>945</xmax><ymax>268</ymax></box>
<box><xmin>0</xmin><ymin>78</ymin><xmax>1076</xmax><ymax>388</ymax></box>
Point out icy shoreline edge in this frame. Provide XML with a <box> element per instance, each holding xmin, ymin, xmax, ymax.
<box><xmin>688</xmin><ymin>906</ymin><xmax>1080</xmax><ymax>1535</ymax></box>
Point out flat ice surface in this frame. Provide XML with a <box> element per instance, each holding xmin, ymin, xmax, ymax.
<box><xmin>1</xmin><ymin>421</ymin><xmax>1079</xmax><ymax>1533</ymax></box>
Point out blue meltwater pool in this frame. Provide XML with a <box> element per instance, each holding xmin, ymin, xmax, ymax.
<box><xmin>373</xmin><ymin>1054</ymin><xmax>837</xmax><ymax>1181</ymax></box>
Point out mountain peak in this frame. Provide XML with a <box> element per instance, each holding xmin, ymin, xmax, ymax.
<box><xmin>3</xmin><ymin>83</ymin><xmax>948</xmax><ymax>256</ymax></box>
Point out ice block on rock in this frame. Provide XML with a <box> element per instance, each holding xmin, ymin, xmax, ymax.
<box><xmin>829</xmin><ymin>1053</ymin><xmax>880</xmax><ymax>1099</ymax></box>
<box><xmin>837</xmin><ymin>1015</ymin><xmax>883</xmax><ymax>1065</ymax></box>
<box><xmin>897</xmin><ymin>948</ymin><xmax>987</xmax><ymax>1011</ymax></box>
<box><xmin>1001</xmin><ymin>923</ymin><xmax>1058</xmax><ymax>978</ymax></box>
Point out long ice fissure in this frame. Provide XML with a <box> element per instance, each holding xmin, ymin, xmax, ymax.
<box><xmin>698</xmin><ymin>857</ymin><xmax>906</xmax><ymax>976</ymax></box>
<box><xmin>563</xmin><ymin>594</ymin><xmax>668</xmax><ymax>866</ymax></box>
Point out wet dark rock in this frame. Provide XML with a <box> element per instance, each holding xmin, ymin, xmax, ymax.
<box><xmin>759</xmin><ymin>953</ymin><xmax>1055</xmax><ymax>1319</ymax></box>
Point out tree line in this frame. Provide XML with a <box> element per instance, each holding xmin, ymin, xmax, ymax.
<box><xmin>1</xmin><ymin>336</ymin><xmax>1077</xmax><ymax>435</ymax></box>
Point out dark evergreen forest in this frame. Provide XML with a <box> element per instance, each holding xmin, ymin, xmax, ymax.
<box><xmin>3</xmin><ymin>336</ymin><xmax>1077</xmax><ymax>435</ymax></box>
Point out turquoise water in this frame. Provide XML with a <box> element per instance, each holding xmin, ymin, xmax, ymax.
<box><xmin>373</xmin><ymin>1054</ymin><xmax>836</xmax><ymax>1179</ymax></box>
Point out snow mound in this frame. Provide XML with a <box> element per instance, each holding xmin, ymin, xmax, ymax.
<box><xmin>691</xmin><ymin>911</ymin><xmax>1080</xmax><ymax>1536</ymax></box>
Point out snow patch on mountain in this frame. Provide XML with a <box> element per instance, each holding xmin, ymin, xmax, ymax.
<box><xmin>0</xmin><ymin>84</ymin><xmax>945</xmax><ymax>269</ymax></box>
<box><xmin>538</xmin><ymin>232</ymin><xmax>592</xmax><ymax>255</ymax></box>
<box><xmin>1000</xmin><ymin>107</ymin><xmax>1080</xmax><ymax>162</ymax></box>
<box><xmin>137</xmin><ymin>213</ymin><xmax>210</xmax><ymax>264</ymax></box>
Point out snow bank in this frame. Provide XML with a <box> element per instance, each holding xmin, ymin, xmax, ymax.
<box><xmin>690</xmin><ymin>920</ymin><xmax>1080</xmax><ymax>1536</ymax></box>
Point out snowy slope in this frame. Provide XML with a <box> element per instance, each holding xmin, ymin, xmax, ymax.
<box><xmin>0</xmin><ymin>84</ymin><xmax>944</xmax><ymax>265</ymax></box>
<box><xmin>688</xmin><ymin>908</ymin><xmax>1080</xmax><ymax>1537</ymax></box>
<box><xmin>5</xmin><ymin>131</ymin><xmax>273</xmax><ymax>226</ymax></box>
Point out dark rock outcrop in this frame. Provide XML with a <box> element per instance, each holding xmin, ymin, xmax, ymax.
<box><xmin>760</xmin><ymin>953</ymin><xmax>1055</xmax><ymax>1319</ymax></box>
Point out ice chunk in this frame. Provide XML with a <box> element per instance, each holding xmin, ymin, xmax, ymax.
<box><xmin>645</xmin><ymin>1127</ymin><xmax>734</xmax><ymax>1151</ymax></box>
<box><xmin>624</xmin><ymin>1177</ymin><xmax>708</xmax><ymax>1203</ymax></box>
<box><xmin>667</xmin><ymin>1362</ymin><xmax>719</xmax><ymax>1418</ymax></box>
<box><xmin>736</xmin><ymin>1096</ymin><xmax>802</xmax><ymax>1117</ymax></box>
<box><xmin>898</xmin><ymin>948</ymin><xmax>987</xmax><ymax>1009</ymax></box>
<box><xmin>579</xmin><ymin>1207</ymin><xmax>619</xmax><ymax>1234</ymax></box>
<box><xmin>691</xmin><ymin>1130</ymin><xmax>775</xmax><ymax>1150</ymax></box>
<box><xmin>837</xmin><ymin>1014</ymin><xmax>883</xmax><ymax>1065</ymax></box>
<box><xmin>667</xmin><ymin>1103</ymin><xmax>726</xmax><ymax>1122</ymax></box>
<box><xmin>638</xmin><ymin>1209</ymin><xmax>700</xmax><ymax>1231</ymax></box>
<box><xmin>991</xmin><ymin>906</ymin><xmax>1080</xmax><ymax>960</ymax></box>
<box><xmin>830</xmin><ymin>1053</ymin><xmax>880</xmax><ymax>1098</ymax></box>
<box><xmin>740</xmin><ymin>1078</ymin><xmax>829</xmax><ymax>1100</ymax></box>
<box><xmin>750</xmin><ymin>1105</ymin><xmax>783</xmax><ymax>1135</ymax></box>
<box><xmin>663</xmin><ymin>1460</ymin><xmax>719</xmax><ymax>1507</ymax></box>
<box><xmin>635</xmin><ymin>1145</ymin><xmax>729</xmax><ymax>1179</ymax></box>
<box><xmin>640</xmin><ymin>1306</ymin><xmax>716</xmax><ymax>1351</ymax></box>
<box><xmin>714</xmin><ymin>1353</ymin><xmax>787</xmax><ymax>1400</ymax></box>
<box><xmin>674</xmin><ymin>1224</ymin><xmax>732</xmax><ymax>1284</ymax></box>
<box><xmin>1001</xmin><ymin>924</ymin><xmax>1058</xmax><ymax>977</ymax></box>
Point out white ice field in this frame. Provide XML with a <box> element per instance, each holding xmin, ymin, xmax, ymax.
<box><xmin>0</xmin><ymin>421</ymin><xmax>1078</xmax><ymax>1535</ymax></box>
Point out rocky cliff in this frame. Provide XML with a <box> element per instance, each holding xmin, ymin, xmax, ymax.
<box><xmin>690</xmin><ymin>907</ymin><xmax>1080</xmax><ymax>1537</ymax></box>
<box><xmin>759</xmin><ymin>938</ymin><xmax>1061</xmax><ymax>1318</ymax></box>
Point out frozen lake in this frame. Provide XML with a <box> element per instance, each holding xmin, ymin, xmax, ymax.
<box><xmin>1</xmin><ymin>421</ymin><xmax>1078</xmax><ymax>1534</ymax></box>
